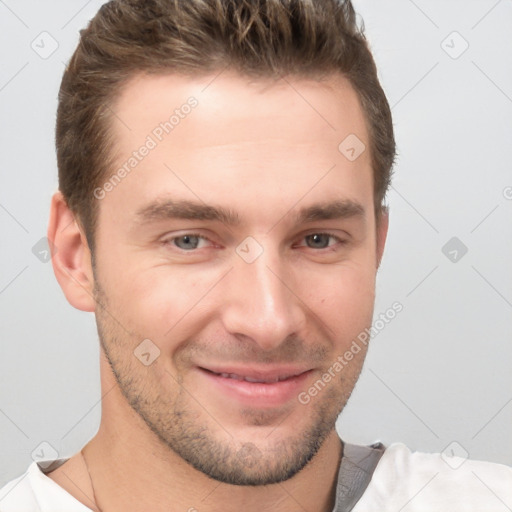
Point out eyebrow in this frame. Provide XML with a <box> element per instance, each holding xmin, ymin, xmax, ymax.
<box><xmin>134</xmin><ymin>198</ymin><xmax>365</xmax><ymax>227</ymax></box>
<box><xmin>134</xmin><ymin>199</ymin><xmax>241</xmax><ymax>226</ymax></box>
<box><xmin>293</xmin><ymin>199</ymin><xmax>366</xmax><ymax>224</ymax></box>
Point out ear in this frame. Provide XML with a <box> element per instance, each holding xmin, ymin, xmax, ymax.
<box><xmin>47</xmin><ymin>191</ymin><xmax>96</xmax><ymax>312</ymax></box>
<box><xmin>375</xmin><ymin>207</ymin><xmax>389</xmax><ymax>269</ymax></box>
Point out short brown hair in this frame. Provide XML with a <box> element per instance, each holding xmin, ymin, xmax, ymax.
<box><xmin>56</xmin><ymin>0</ymin><xmax>396</xmax><ymax>253</ymax></box>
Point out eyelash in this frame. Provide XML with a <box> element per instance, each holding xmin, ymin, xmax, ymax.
<box><xmin>162</xmin><ymin>232</ymin><xmax>347</xmax><ymax>251</ymax></box>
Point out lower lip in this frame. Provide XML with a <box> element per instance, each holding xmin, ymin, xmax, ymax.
<box><xmin>197</xmin><ymin>368</ymin><xmax>312</xmax><ymax>407</ymax></box>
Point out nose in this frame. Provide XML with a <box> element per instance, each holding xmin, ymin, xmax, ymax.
<box><xmin>220</xmin><ymin>245</ymin><xmax>307</xmax><ymax>352</ymax></box>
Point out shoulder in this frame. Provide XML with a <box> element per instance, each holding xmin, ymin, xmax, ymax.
<box><xmin>354</xmin><ymin>442</ymin><xmax>512</xmax><ymax>512</ymax></box>
<box><xmin>0</xmin><ymin>458</ymin><xmax>91</xmax><ymax>512</ymax></box>
<box><xmin>0</xmin><ymin>462</ymin><xmax>42</xmax><ymax>511</ymax></box>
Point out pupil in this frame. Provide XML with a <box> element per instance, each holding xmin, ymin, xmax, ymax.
<box><xmin>308</xmin><ymin>234</ymin><xmax>329</xmax><ymax>248</ymax></box>
<box><xmin>175</xmin><ymin>235</ymin><xmax>199</xmax><ymax>250</ymax></box>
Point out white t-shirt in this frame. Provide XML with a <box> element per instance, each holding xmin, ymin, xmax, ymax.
<box><xmin>1</xmin><ymin>442</ymin><xmax>511</xmax><ymax>511</ymax></box>
<box><xmin>352</xmin><ymin>443</ymin><xmax>512</xmax><ymax>511</ymax></box>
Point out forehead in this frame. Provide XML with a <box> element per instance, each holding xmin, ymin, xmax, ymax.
<box><xmin>100</xmin><ymin>71</ymin><xmax>373</xmax><ymax>225</ymax></box>
<box><xmin>112</xmin><ymin>70</ymin><xmax>368</xmax><ymax>146</ymax></box>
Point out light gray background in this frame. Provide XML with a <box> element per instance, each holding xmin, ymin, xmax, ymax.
<box><xmin>1</xmin><ymin>0</ymin><xmax>511</xmax><ymax>488</ymax></box>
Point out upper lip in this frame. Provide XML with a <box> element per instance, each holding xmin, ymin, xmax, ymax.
<box><xmin>197</xmin><ymin>365</ymin><xmax>312</xmax><ymax>383</ymax></box>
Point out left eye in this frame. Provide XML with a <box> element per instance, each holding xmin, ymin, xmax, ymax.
<box><xmin>303</xmin><ymin>233</ymin><xmax>340</xmax><ymax>249</ymax></box>
<box><xmin>171</xmin><ymin>234</ymin><xmax>207</xmax><ymax>250</ymax></box>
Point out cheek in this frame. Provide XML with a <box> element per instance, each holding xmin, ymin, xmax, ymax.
<box><xmin>301</xmin><ymin>262</ymin><xmax>376</xmax><ymax>336</ymax></box>
<box><xmin>102</xmin><ymin>261</ymin><xmax>221</xmax><ymax>340</ymax></box>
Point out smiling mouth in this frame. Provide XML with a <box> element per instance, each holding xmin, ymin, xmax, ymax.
<box><xmin>200</xmin><ymin>368</ymin><xmax>301</xmax><ymax>384</ymax></box>
<box><xmin>196</xmin><ymin>365</ymin><xmax>313</xmax><ymax>406</ymax></box>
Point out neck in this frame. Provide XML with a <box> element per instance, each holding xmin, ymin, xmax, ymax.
<box><xmin>84</xmin><ymin>429</ymin><xmax>342</xmax><ymax>512</ymax></box>
<box><xmin>81</xmin><ymin>356</ymin><xmax>343</xmax><ymax>512</ymax></box>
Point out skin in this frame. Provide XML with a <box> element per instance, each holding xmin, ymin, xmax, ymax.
<box><xmin>47</xmin><ymin>71</ymin><xmax>388</xmax><ymax>512</ymax></box>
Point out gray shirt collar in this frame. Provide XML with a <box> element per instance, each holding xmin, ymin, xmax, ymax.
<box><xmin>332</xmin><ymin>441</ymin><xmax>385</xmax><ymax>512</ymax></box>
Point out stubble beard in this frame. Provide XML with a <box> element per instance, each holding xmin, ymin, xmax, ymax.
<box><xmin>93</xmin><ymin>283</ymin><xmax>364</xmax><ymax>486</ymax></box>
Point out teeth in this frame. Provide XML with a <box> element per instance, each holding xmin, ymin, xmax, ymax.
<box><xmin>244</xmin><ymin>375</ymin><xmax>280</xmax><ymax>383</ymax></box>
<box><xmin>242</xmin><ymin>376</ymin><xmax>260</xmax><ymax>383</ymax></box>
<box><xmin>219</xmin><ymin>372</ymin><xmax>242</xmax><ymax>380</ymax></box>
<box><xmin>216</xmin><ymin>372</ymin><xmax>288</xmax><ymax>383</ymax></box>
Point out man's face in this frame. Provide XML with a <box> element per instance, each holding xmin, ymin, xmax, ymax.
<box><xmin>91</xmin><ymin>72</ymin><xmax>386</xmax><ymax>485</ymax></box>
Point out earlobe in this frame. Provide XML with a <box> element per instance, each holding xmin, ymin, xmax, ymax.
<box><xmin>47</xmin><ymin>191</ymin><xmax>96</xmax><ymax>312</ymax></box>
<box><xmin>376</xmin><ymin>207</ymin><xmax>389</xmax><ymax>269</ymax></box>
